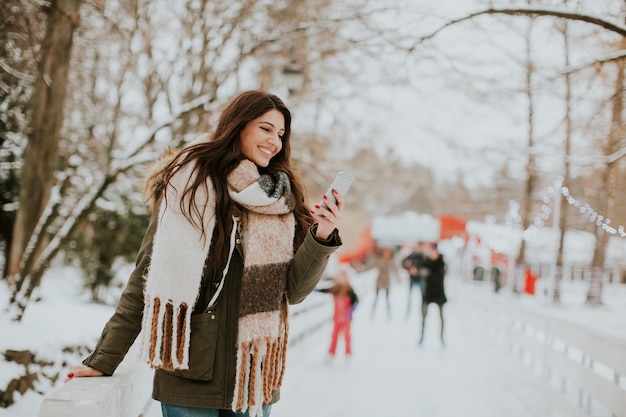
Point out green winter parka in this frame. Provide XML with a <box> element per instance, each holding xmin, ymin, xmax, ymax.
<box><xmin>82</xmin><ymin>198</ymin><xmax>341</xmax><ymax>409</ymax></box>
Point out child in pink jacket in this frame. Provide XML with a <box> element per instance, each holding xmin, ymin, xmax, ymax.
<box><xmin>319</xmin><ymin>268</ymin><xmax>359</xmax><ymax>357</ymax></box>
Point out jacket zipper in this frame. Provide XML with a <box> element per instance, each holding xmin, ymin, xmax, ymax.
<box><xmin>225</xmin><ymin>233</ymin><xmax>244</xmax><ymax>408</ymax></box>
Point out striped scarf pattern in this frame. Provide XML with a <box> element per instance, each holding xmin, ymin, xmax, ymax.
<box><xmin>228</xmin><ymin>160</ymin><xmax>295</xmax><ymax>417</ymax></box>
<box><xmin>140</xmin><ymin>159</ymin><xmax>295</xmax><ymax>417</ymax></box>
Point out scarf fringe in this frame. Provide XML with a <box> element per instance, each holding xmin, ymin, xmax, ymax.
<box><xmin>141</xmin><ymin>296</ymin><xmax>192</xmax><ymax>370</ymax></box>
<box><xmin>232</xmin><ymin>303</ymin><xmax>289</xmax><ymax>417</ymax></box>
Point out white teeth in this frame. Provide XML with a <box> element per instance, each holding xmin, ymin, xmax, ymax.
<box><xmin>260</xmin><ymin>147</ymin><xmax>272</xmax><ymax>155</ymax></box>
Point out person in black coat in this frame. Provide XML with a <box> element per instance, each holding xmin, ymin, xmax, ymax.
<box><xmin>419</xmin><ymin>242</ymin><xmax>447</xmax><ymax>346</ymax></box>
<box><xmin>402</xmin><ymin>242</ymin><xmax>429</xmax><ymax>317</ymax></box>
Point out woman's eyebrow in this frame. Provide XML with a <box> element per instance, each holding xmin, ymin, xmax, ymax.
<box><xmin>260</xmin><ymin>121</ymin><xmax>285</xmax><ymax>132</ymax></box>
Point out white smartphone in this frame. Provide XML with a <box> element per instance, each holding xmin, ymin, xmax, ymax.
<box><xmin>318</xmin><ymin>171</ymin><xmax>354</xmax><ymax>210</ymax></box>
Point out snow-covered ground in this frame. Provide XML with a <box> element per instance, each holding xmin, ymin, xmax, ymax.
<box><xmin>270</xmin><ymin>271</ymin><xmax>626</xmax><ymax>417</ymax></box>
<box><xmin>1</xmin><ymin>266</ymin><xmax>625</xmax><ymax>417</ymax></box>
<box><xmin>0</xmin><ymin>266</ymin><xmax>128</xmax><ymax>417</ymax></box>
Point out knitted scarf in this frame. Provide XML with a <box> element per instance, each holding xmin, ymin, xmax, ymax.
<box><xmin>141</xmin><ymin>159</ymin><xmax>295</xmax><ymax>417</ymax></box>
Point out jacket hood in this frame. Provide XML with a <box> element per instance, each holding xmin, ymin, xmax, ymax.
<box><xmin>143</xmin><ymin>148</ymin><xmax>178</xmax><ymax>213</ymax></box>
<box><xmin>142</xmin><ymin>134</ymin><xmax>213</xmax><ymax>211</ymax></box>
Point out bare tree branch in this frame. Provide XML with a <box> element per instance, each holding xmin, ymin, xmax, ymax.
<box><xmin>411</xmin><ymin>6</ymin><xmax>626</xmax><ymax>51</ymax></box>
<box><xmin>565</xmin><ymin>145</ymin><xmax>626</xmax><ymax>166</ymax></box>
<box><xmin>123</xmin><ymin>93</ymin><xmax>217</xmax><ymax>160</ymax></box>
<box><xmin>560</xmin><ymin>49</ymin><xmax>626</xmax><ymax>75</ymax></box>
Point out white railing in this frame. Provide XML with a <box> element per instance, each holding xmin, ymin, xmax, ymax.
<box><xmin>465</xmin><ymin>285</ymin><xmax>626</xmax><ymax>417</ymax></box>
<box><xmin>38</xmin><ymin>271</ymin><xmax>375</xmax><ymax>417</ymax></box>
<box><xmin>39</xmin><ymin>342</ymin><xmax>153</xmax><ymax>417</ymax></box>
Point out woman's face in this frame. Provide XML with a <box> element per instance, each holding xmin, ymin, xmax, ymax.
<box><xmin>240</xmin><ymin>109</ymin><xmax>285</xmax><ymax>167</ymax></box>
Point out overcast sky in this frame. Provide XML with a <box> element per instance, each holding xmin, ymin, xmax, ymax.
<box><xmin>329</xmin><ymin>0</ymin><xmax>623</xmax><ymax>188</ymax></box>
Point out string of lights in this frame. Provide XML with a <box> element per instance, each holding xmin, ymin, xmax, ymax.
<box><xmin>514</xmin><ymin>177</ymin><xmax>626</xmax><ymax>238</ymax></box>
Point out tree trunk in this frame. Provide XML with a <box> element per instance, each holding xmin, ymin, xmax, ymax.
<box><xmin>7</xmin><ymin>0</ymin><xmax>82</xmax><ymax>279</ymax></box>
<box><xmin>586</xmin><ymin>33</ymin><xmax>626</xmax><ymax>305</ymax></box>
<box><xmin>554</xmin><ymin>9</ymin><xmax>573</xmax><ymax>304</ymax></box>
<box><xmin>515</xmin><ymin>15</ymin><xmax>537</xmax><ymax>293</ymax></box>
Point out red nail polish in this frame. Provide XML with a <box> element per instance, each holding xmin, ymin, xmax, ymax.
<box><xmin>315</xmin><ymin>205</ymin><xmax>321</xmax><ymax>209</ymax></box>
<box><xmin>68</xmin><ymin>372</ymin><xmax>74</xmax><ymax>378</ymax></box>
<box><xmin>323</xmin><ymin>195</ymin><xmax>328</xmax><ymax>200</ymax></box>
<box><xmin>310</xmin><ymin>210</ymin><xmax>315</xmax><ymax>214</ymax></box>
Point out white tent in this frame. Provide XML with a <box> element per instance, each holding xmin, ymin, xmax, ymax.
<box><xmin>371</xmin><ymin>212</ymin><xmax>440</xmax><ymax>245</ymax></box>
<box><xmin>466</xmin><ymin>221</ymin><xmax>596</xmax><ymax>265</ymax></box>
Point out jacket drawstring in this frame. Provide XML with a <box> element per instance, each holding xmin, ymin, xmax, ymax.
<box><xmin>206</xmin><ymin>216</ymin><xmax>238</xmax><ymax>311</ymax></box>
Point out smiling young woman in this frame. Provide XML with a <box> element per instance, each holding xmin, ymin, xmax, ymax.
<box><xmin>66</xmin><ymin>90</ymin><xmax>347</xmax><ymax>417</ymax></box>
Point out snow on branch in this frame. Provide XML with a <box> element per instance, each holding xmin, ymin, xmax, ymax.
<box><xmin>31</xmin><ymin>176</ymin><xmax>109</xmax><ymax>274</ymax></box>
<box><xmin>566</xmin><ymin>146</ymin><xmax>626</xmax><ymax>166</ymax></box>
<box><xmin>123</xmin><ymin>92</ymin><xmax>216</xmax><ymax>160</ymax></box>
<box><xmin>7</xmin><ymin>93</ymin><xmax>218</xmax><ymax>320</ymax></box>
<box><xmin>411</xmin><ymin>6</ymin><xmax>626</xmax><ymax>50</ymax></box>
<box><xmin>560</xmin><ymin>49</ymin><xmax>626</xmax><ymax>75</ymax></box>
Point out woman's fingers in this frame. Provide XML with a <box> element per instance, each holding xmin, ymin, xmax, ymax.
<box><xmin>331</xmin><ymin>189</ymin><xmax>345</xmax><ymax>211</ymax></box>
<box><xmin>65</xmin><ymin>365</ymin><xmax>104</xmax><ymax>382</ymax></box>
<box><xmin>314</xmin><ymin>192</ymin><xmax>343</xmax><ymax>221</ymax></box>
<box><xmin>321</xmin><ymin>190</ymin><xmax>344</xmax><ymax>217</ymax></box>
<box><xmin>311</xmin><ymin>190</ymin><xmax>345</xmax><ymax>240</ymax></box>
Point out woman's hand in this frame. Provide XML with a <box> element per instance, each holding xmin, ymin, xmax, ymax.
<box><xmin>65</xmin><ymin>364</ymin><xmax>104</xmax><ymax>382</ymax></box>
<box><xmin>311</xmin><ymin>189</ymin><xmax>345</xmax><ymax>240</ymax></box>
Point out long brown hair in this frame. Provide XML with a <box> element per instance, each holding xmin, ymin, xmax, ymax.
<box><xmin>152</xmin><ymin>90</ymin><xmax>313</xmax><ymax>266</ymax></box>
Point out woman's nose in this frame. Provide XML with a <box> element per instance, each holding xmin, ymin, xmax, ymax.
<box><xmin>269</xmin><ymin>134</ymin><xmax>281</xmax><ymax>146</ymax></box>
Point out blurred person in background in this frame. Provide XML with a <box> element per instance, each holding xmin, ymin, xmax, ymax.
<box><xmin>419</xmin><ymin>241</ymin><xmax>447</xmax><ymax>347</ymax></box>
<box><xmin>371</xmin><ymin>247</ymin><xmax>400</xmax><ymax>320</ymax></box>
<box><xmin>402</xmin><ymin>241</ymin><xmax>429</xmax><ymax>318</ymax></box>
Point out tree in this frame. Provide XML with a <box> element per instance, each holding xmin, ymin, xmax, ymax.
<box><xmin>410</xmin><ymin>2</ymin><xmax>626</xmax><ymax>300</ymax></box>
<box><xmin>7</xmin><ymin>0</ymin><xmax>82</xmax><ymax>280</ymax></box>
<box><xmin>553</xmin><ymin>9</ymin><xmax>573</xmax><ymax>304</ymax></box>
<box><xmin>5</xmin><ymin>0</ymin><xmax>417</xmax><ymax>320</ymax></box>
<box><xmin>513</xmin><ymin>10</ymin><xmax>539</xmax><ymax>290</ymax></box>
<box><xmin>0</xmin><ymin>0</ymin><xmax>41</xmax><ymax>278</ymax></box>
<box><xmin>586</xmin><ymin>36</ymin><xmax>626</xmax><ymax>305</ymax></box>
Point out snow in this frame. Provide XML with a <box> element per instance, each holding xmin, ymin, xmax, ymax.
<box><xmin>0</xmin><ymin>267</ymin><xmax>116</xmax><ymax>417</ymax></box>
<box><xmin>271</xmin><ymin>271</ymin><xmax>626</xmax><ymax>417</ymax></box>
<box><xmin>1</xmin><ymin>265</ymin><xmax>625</xmax><ymax>417</ymax></box>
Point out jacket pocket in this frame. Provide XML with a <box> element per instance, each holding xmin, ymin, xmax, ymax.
<box><xmin>167</xmin><ymin>311</ymin><xmax>218</xmax><ymax>381</ymax></box>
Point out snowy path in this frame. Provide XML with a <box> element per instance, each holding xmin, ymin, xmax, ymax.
<box><xmin>143</xmin><ymin>270</ymin><xmax>626</xmax><ymax>417</ymax></box>
<box><xmin>271</xmin><ymin>275</ymin><xmax>559</xmax><ymax>417</ymax></box>
<box><xmin>3</xmin><ymin>265</ymin><xmax>621</xmax><ymax>417</ymax></box>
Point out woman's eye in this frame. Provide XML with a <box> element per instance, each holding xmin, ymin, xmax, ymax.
<box><xmin>261</xmin><ymin>126</ymin><xmax>270</xmax><ymax>132</ymax></box>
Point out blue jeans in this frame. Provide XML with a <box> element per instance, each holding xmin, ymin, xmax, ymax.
<box><xmin>161</xmin><ymin>404</ymin><xmax>272</xmax><ymax>417</ymax></box>
<box><xmin>406</xmin><ymin>278</ymin><xmax>425</xmax><ymax>314</ymax></box>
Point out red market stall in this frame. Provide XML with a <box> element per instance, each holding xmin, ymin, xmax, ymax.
<box><xmin>437</xmin><ymin>214</ymin><xmax>467</xmax><ymax>241</ymax></box>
